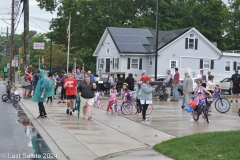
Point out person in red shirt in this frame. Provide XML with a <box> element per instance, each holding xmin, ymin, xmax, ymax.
<box><xmin>64</xmin><ymin>72</ymin><xmax>78</xmax><ymax>115</ymax></box>
<box><xmin>171</xmin><ymin>68</ymin><xmax>180</xmax><ymax>102</ymax></box>
<box><xmin>140</xmin><ymin>72</ymin><xmax>146</xmax><ymax>81</ymax></box>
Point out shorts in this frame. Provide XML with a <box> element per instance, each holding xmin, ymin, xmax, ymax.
<box><xmin>166</xmin><ymin>87</ymin><xmax>171</xmax><ymax>95</ymax></box>
<box><xmin>22</xmin><ymin>86</ymin><xmax>30</xmax><ymax>89</ymax></box>
<box><xmin>81</xmin><ymin>97</ymin><xmax>94</xmax><ymax>106</ymax></box>
<box><xmin>232</xmin><ymin>86</ymin><xmax>240</xmax><ymax>94</ymax></box>
<box><xmin>66</xmin><ymin>95</ymin><xmax>76</xmax><ymax>100</ymax></box>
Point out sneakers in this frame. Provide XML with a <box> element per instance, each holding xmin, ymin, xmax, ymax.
<box><xmin>181</xmin><ymin>106</ymin><xmax>185</xmax><ymax>109</ymax></box>
<box><xmin>230</xmin><ymin>100</ymin><xmax>233</xmax><ymax>103</ymax></box>
<box><xmin>69</xmin><ymin>111</ymin><xmax>73</xmax><ymax>116</ymax></box>
<box><xmin>88</xmin><ymin>116</ymin><xmax>92</xmax><ymax>120</ymax></box>
<box><xmin>190</xmin><ymin>118</ymin><xmax>194</xmax><ymax>122</ymax></box>
<box><xmin>66</xmin><ymin>109</ymin><xmax>69</xmax><ymax>114</ymax></box>
<box><xmin>57</xmin><ymin>101</ymin><xmax>62</xmax><ymax>104</ymax></box>
<box><xmin>236</xmin><ymin>100</ymin><xmax>238</xmax><ymax>103</ymax></box>
<box><xmin>167</xmin><ymin>98</ymin><xmax>171</xmax><ymax>101</ymax></box>
<box><xmin>142</xmin><ymin>119</ymin><xmax>150</xmax><ymax>123</ymax></box>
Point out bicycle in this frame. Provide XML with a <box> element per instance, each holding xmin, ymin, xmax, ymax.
<box><xmin>2</xmin><ymin>87</ymin><xmax>21</xmax><ymax>103</ymax></box>
<box><xmin>206</xmin><ymin>88</ymin><xmax>230</xmax><ymax>113</ymax></box>
<box><xmin>107</xmin><ymin>93</ymin><xmax>118</xmax><ymax>115</ymax></box>
<box><xmin>192</xmin><ymin>97</ymin><xmax>209</xmax><ymax>123</ymax></box>
<box><xmin>121</xmin><ymin>91</ymin><xmax>153</xmax><ymax>115</ymax></box>
<box><xmin>93</xmin><ymin>91</ymin><xmax>104</xmax><ymax>108</ymax></box>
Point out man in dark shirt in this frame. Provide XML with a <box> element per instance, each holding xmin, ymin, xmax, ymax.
<box><xmin>171</xmin><ymin>68</ymin><xmax>180</xmax><ymax>102</ymax></box>
<box><xmin>125</xmin><ymin>73</ymin><xmax>134</xmax><ymax>91</ymax></box>
<box><xmin>230</xmin><ymin>70</ymin><xmax>240</xmax><ymax>103</ymax></box>
<box><xmin>78</xmin><ymin>76</ymin><xmax>96</xmax><ymax>120</ymax></box>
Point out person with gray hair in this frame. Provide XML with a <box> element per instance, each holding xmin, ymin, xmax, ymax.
<box><xmin>163</xmin><ymin>70</ymin><xmax>173</xmax><ymax>101</ymax></box>
<box><xmin>182</xmin><ymin>71</ymin><xmax>193</xmax><ymax>109</ymax></box>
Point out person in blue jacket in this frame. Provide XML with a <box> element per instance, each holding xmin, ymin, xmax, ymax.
<box><xmin>33</xmin><ymin>69</ymin><xmax>54</xmax><ymax>118</ymax></box>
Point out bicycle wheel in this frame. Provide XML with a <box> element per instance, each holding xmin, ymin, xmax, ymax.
<box><xmin>215</xmin><ymin>98</ymin><xmax>230</xmax><ymax>113</ymax></box>
<box><xmin>13</xmin><ymin>95</ymin><xmax>21</xmax><ymax>102</ymax></box>
<box><xmin>146</xmin><ymin>104</ymin><xmax>153</xmax><ymax>115</ymax></box>
<box><xmin>113</xmin><ymin>104</ymin><xmax>118</xmax><ymax>115</ymax></box>
<box><xmin>204</xmin><ymin>108</ymin><xmax>209</xmax><ymax>123</ymax></box>
<box><xmin>2</xmin><ymin>94</ymin><xmax>8</xmax><ymax>102</ymax></box>
<box><xmin>121</xmin><ymin>102</ymin><xmax>133</xmax><ymax>115</ymax></box>
<box><xmin>193</xmin><ymin>109</ymin><xmax>199</xmax><ymax>121</ymax></box>
<box><xmin>153</xmin><ymin>89</ymin><xmax>159</xmax><ymax>97</ymax></box>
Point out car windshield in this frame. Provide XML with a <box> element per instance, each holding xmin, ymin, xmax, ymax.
<box><xmin>101</xmin><ymin>74</ymin><xmax>108</xmax><ymax>79</ymax></box>
<box><xmin>222</xmin><ymin>78</ymin><xmax>230</xmax><ymax>82</ymax></box>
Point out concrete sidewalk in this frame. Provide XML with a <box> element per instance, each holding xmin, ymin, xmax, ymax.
<box><xmin>17</xmin><ymin>89</ymin><xmax>174</xmax><ymax>160</ymax></box>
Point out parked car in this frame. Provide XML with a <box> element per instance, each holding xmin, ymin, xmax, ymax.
<box><xmin>95</xmin><ymin>72</ymin><xmax>126</xmax><ymax>93</ymax></box>
<box><xmin>215</xmin><ymin>78</ymin><xmax>231</xmax><ymax>95</ymax></box>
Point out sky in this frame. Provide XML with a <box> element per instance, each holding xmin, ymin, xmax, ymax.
<box><xmin>0</xmin><ymin>0</ymin><xmax>57</xmax><ymax>35</ymax></box>
<box><xmin>0</xmin><ymin>0</ymin><xmax>229</xmax><ymax>36</ymax></box>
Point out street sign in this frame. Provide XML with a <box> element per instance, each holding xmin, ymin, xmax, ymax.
<box><xmin>4</xmin><ymin>67</ymin><xmax>8</xmax><ymax>73</ymax></box>
<box><xmin>33</xmin><ymin>42</ymin><xmax>45</xmax><ymax>49</ymax></box>
<box><xmin>11</xmin><ymin>56</ymin><xmax>19</xmax><ymax>67</ymax></box>
<box><xmin>7</xmin><ymin>63</ymin><xmax>10</xmax><ymax>68</ymax></box>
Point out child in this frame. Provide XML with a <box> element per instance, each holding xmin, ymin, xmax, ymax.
<box><xmin>134</xmin><ymin>81</ymin><xmax>142</xmax><ymax>114</ymax></box>
<box><xmin>106</xmin><ymin>83</ymin><xmax>118</xmax><ymax>114</ymax></box>
<box><xmin>121</xmin><ymin>83</ymin><xmax>129</xmax><ymax>99</ymax></box>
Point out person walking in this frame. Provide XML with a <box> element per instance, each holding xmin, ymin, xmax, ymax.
<box><xmin>182</xmin><ymin>71</ymin><xmax>193</xmax><ymax>109</ymax></box>
<box><xmin>74</xmin><ymin>68</ymin><xmax>84</xmax><ymax>86</ymax></box>
<box><xmin>64</xmin><ymin>72</ymin><xmax>78</xmax><ymax>115</ymax></box>
<box><xmin>108</xmin><ymin>74</ymin><xmax>114</xmax><ymax>93</ymax></box>
<box><xmin>163</xmin><ymin>70</ymin><xmax>173</xmax><ymax>101</ymax></box>
<box><xmin>78</xmin><ymin>76</ymin><xmax>96</xmax><ymax>120</ymax></box>
<box><xmin>171</xmin><ymin>68</ymin><xmax>180</xmax><ymax>102</ymax></box>
<box><xmin>32</xmin><ymin>71</ymin><xmax>39</xmax><ymax>95</ymax></box>
<box><xmin>46</xmin><ymin>72</ymin><xmax>55</xmax><ymax>105</ymax></box>
<box><xmin>125</xmin><ymin>73</ymin><xmax>135</xmax><ymax>91</ymax></box>
<box><xmin>33</xmin><ymin>69</ymin><xmax>54</xmax><ymax>118</ymax></box>
<box><xmin>21</xmin><ymin>75</ymin><xmax>30</xmax><ymax>99</ymax></box>
<box><xmin>230</xmin><ymin>70</ymin><xmax>240</xmax><ymax>103</ymax></box>
<box><xmin>140</xmin><ymin>76</ymin><xmax>156</xmax><ymax>123</ymax></box>
<box><xmin>57</xmin><ymin>70</ymin><xmax>67</xmax><ymax>104</ymax></box>
<box><xmin>197</xmin><ymin>70</ymin><xmax>207</xmax><ymax>87</ymax></box>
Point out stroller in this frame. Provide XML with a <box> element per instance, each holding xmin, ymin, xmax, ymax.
<box><xmin>154</xmin><ymin>83</ymin><xmax>168</xmax><ymax>101</ymax></box>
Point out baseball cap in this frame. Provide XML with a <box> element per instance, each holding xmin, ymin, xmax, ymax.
<box><xmin>235</xmin><ymin>70</ymin><xmax>238</xmax><ymax>72</ymax></box>
<box><xmin>88</xmin><ymin>71</ymin><xmax>91</xmax><ymax>74</ymax></box>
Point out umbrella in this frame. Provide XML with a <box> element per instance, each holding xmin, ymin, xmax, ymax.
<box><xmin>78</xmin><ymin>97</ymin><xmax>81</xmax><ymax>119</ymax></box>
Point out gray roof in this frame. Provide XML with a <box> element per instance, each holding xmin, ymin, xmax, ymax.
<box><xmin>107</xmin><ymin>27</ymin><xmax>191</xmax><ymax>53</ymax></box>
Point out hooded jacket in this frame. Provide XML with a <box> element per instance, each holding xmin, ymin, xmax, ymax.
<box><xmin>183</xmin><ymin>74</ymin><xmax>193</xmax><ymax>93</ymax></box>
<box><xmin>32</xmin><ymin>69</ymin><xmax>54</xmax><ymax>102</ymax></box>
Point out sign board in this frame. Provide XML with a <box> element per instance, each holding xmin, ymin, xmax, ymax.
<box><xmin>7</xmin><ymin>63</ymin><xmax>10</xmax><ymax>68</ymax></box>
<box><xmin>11</xmin><ymin>56</ymin><xmax>19</xmax><ymax>67</ymax></box>
<box><xmin>4</xmin><ymin>67</ymin><xmax>8</xmax><ymax>73</ymax></box>
<box><xmin>33</xmin><ymin>42</ymin><xmax>45</xmax><ymax>49</ymax></box>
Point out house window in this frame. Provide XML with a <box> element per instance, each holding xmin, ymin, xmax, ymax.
<box><xmin>99</xmin><ymin>64</ymin><xmax>103</xmax><ymax>69</ymax></box>
<box><xmin>106</xmin><ymin>48</ymin><xmax>110</xmax><ymax>54</ymax></box>
<box><xmin>131</xmin><ymin>59</ymin><xmax>139</xmax><ymax>69</ymax></box>
<box><xmin>189</xmin><ymin>38</ymin><xmax>194</xmax><ymax>49</ymax></box>
<box><xmin>225</xmin><ymin>61</ymin><xmax>230</xmax><ymax>71</ymax></box>
<box><xmin>237</xmin><ymin>62</ymin><xmax>240</xmax><ymax>70</ymax></box>
<box><xmin>169</xmin><ymin>60</ymin><xmax>177</xmax><ymax>69</ymax></box>
<box><xmin>114</xmin><ymin>58</ymin><xmax>118</xmax><ymax>69</ymax></box>
<box><xmin>203</xmin><ymin>60</ymin><xmax>210</xmax><ymax>69</ymax></box>
<box><xmin>149</xmin><ymin>56</ymin><xmax>153</xmax><ymax>66</ymax></box>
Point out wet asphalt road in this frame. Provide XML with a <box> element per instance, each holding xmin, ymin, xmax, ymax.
<box><xmin>0</xmin><ymin>82</ymin><xmax>34</xmax><ymax>160</ymax></box>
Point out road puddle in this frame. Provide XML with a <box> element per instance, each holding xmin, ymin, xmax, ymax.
<box><xmin>14</xmin><ymin>103</ymin><xmax>58</xmax><ymax>160</ymax></box>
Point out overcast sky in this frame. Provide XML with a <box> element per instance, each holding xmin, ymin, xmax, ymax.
<box><xmin>0</xmin><ymin>0</ymin><xmax>229</xmax><ymax>36</ymax></box>
<box><xmin>0</xmin><ymin>0</ymin><xmax>57</xmax><ymax>35</ymax></box>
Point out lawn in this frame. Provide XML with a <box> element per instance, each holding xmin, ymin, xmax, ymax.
<box><xmin>154</xmin><ymin>130</ymin><xmax>240</xmax><ymax>160</ymax></box>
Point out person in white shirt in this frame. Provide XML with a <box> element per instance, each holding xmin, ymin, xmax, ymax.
<box><xmin>206</xmin><ymin>75</ymin><xmax>219</xmax><ymax>94</ymax></box>
<box><xmin>197</xmin><ymin>70</ymin><xmax>207</xmax><ymax>88</ymax></box>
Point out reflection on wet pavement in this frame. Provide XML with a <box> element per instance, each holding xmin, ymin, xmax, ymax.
<box><xmin>16</xmin><ymin>103</ymin><xmax>58</xmax><ymax>160</ymax></box>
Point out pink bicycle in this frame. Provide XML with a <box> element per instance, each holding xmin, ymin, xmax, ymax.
<box><xmin>93</xmin><ymin>91</ymin><xmax>104</xmax><ymax>108</ymax></box>
<box><xmin>106</xmin><ymin>93</ymin><xmax>119</xmax><ymax>115</ymax></box>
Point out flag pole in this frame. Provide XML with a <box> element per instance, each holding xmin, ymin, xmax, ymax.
<box><xmin>67</xmin><ymin>13</ymin><xmax>71</xmax><ymax>74</ymax></box>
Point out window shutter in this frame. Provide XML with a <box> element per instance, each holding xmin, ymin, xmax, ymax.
<box><xmin>139</xmin><ymin>58</ymin><xmax>142</xmax><ymax>70</ymax></box>
<box><xmin>185</xmin><ymin>38</ymin><xmax>188</xmax><ymax>49</ymax></box>
<box><xmin>234</xmin><ymin>61</ymin><xmax>237</xmax><ymax>70</ymax></box>
<box><xmin>210</xmin><ymin>60</ymin><xmax>214</xmax><ymax>69</ymax></box>
<box><xmin>195</xmin><ymin>39</ymin><xmax>198</xmax><ymax>50</ymax></box>
<box><xmin>113</xmin><ymin>58</ymin><xmax>115</xmax><ymax>69</ymax></box>
<box><xmin>98</xmin><ymin>59</ymin><xmax>100</xmax><ymax>69</ymax></box>
<box><xmin>117</xmin><ymin>58</ymin><xmax>119</xmax><ymax>69</ymax></box>
<box><xmin>127</xmin><ymin>58</ymin><xmax>130</xmax><ymax>69</ymax></box>
<box><xmin>200</xmin><ymin>59</ymin><xmax>203</xmax><ymax>69</ymax></box>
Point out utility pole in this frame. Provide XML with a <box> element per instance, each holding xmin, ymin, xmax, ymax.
<box><xmin>9</xmin><ymin>0</ymin><xmax>14</xmax><ymax>83</ymax></box>
<box><xmin>155</xmin><ymin>0</ymin><xmax>159</xmax><ymax>81</ymax></box>
<box><xmin>24</xmin><ymin>0</ymin><xmax>29</xmax><ymax>67</ymax></box>
<box><xmin>50</xmin><ymin>32</ymin><xmax>52</xmax><ymax>72</ymax></box>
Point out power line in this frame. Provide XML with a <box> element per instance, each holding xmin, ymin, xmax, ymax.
<box><xmin>29</xmin><ymin>19</ymin><xmax>48</xmax><ymax>32</ymax></box>
<box><xmin>29</xmin><ymin>16</ymin><xmax>51</xmax><ymax>22</ymax></box>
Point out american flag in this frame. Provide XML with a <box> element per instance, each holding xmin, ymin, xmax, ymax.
<box><xmin>66</xmin><ymin>24</ymin><xmax>70</xmax><ymax>40</ymax></box>
<box><xmin>24</xmin><ymin>66</ymin><xmax>29</xmax><ymax>75</ymax></box>
<box><xmin>72</xmin><ymin>62</ymin><xmax>76</xmax><ymax>74</ymax></box>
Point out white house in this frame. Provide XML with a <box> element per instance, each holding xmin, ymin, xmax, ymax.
<box><xmin>93</xmin><ymin>27</ymin><xmax>237</xmax><ymax>81</ymax></box>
